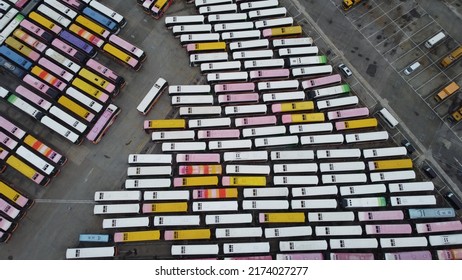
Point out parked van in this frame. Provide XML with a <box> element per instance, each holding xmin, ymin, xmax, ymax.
<box><xmin>434</xmin><ymin>82</ymin><xmax>459</xmax><ymax>102</ymax></box>
<box><xmin>441</xmin><ymin>46</ymin><xmax>462</xmax><ymax>68</ymax></box>
<box><xmin>446</xmin><ymin>192</ymin><xmax>462</xmax><ymax>210</ymax></box>
<box><xmin>451</xmin><ymin>105</ymin><xmax>462</xmax><ymax>122</ymax></box>
<box><xmin>424</xmin><ymin>32</ymin><xmax>446</xmax><ymax>49</ymax></box>
<box><xmin>404</xmin><ymin>62</ymin><xmax>420</xmax><ymax>75</ymax></box>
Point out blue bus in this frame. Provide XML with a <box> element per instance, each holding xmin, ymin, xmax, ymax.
<box><xmin>0</xmin><ymin>55</ymin><xmax>27</xmax><ymax>79</ymax></box>
<box><xmin>0</xmin><ymin>45</ymin><xmax>33</xmax><ymax>71</ymax></box>
<box><xmin>59</xmin><ymin>30</ymin><xmax>97</xmax><ymax>58</ymax></box>
<box><xmin>82</xmin><ymin>7</ymin><xmax>119</xmax><ymax>34</ymax></box>
<box><xmin>79</xmin><ymin>234</ymin><xmax>110</xmax><ymax>243</ymax></box>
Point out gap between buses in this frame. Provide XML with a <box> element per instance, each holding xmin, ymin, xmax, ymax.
<box><xmin>155</xmin><ymin>266</ymin><xmax>239</xmax><ymax>276</ymax></box>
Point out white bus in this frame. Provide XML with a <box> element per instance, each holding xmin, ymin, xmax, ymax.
<box><xmin>291</xmin><ymin>199</ymin><xmax>338</xmax><ymax>209</ymax></box>
<box><xmin>137</xmin><ymin>78</ymin><xmax>168</xmax><ymax>115</ymax></box>
<box><xmin>317</xmin><ymin>148</ymin><xmax>361</xmax><ymax>159</ymax></box>
<box><xmin>126</xmin><ymin>166</ymin><xmax>172</xmax><ymax>177</ymax></box>
<box><xmin>242</xmin><ymin>125</ymin><xmax>286</xmax><ymax>138</ymax></box>
<box><xmin>171</xmin><ymin>95</ymin><xmax>214</xmax><ymax>106</ymax></box>
<box><xmin>262</xmin><ymin>91</ymin><xmax>305</xmax><ymax>103</ymax></box>
<box><xmin>188</xmin><ymin>117</ymin><xmax>232</xmax><ymax>128</ymax></box>
<box><xmin>215</xmin><ymin>227</ymin><xmax>263</xmax><ymax>238</ymax></box>
<box><xmin>362</xmin><ymin>147</ymin><xmax>408</xmax><ymax>158</ymax></box>
<box><xmin>66</xmin><ymin>247</ymin><xmax>116</xmax><ymax>259</ymax></box>
<box><xmin>180</xmin><ymin>33</ymin><xmax>220</xmax><ymax>45</ymax></box>
<box><xmin>308</xmin><ymin>84</ymin><xmax>350</xmax><ymax>99</ymax></box>
<box><xmin>273</xmin><ymin>176</ymin><xmax>319</xmax><ymax>186</ymax></box>
<box><xmin>292</xmin><ymin>186</ymin><xmax>338</xmax><ymax>197</ymax></box>
<box><xmin>161</xmin><ymin>142</ymin><xmax>207</xmax><ymax>152</ymax></box>
<box><xmin>190</xmin><ymin>52</ymin><xmax>228</xmax><ymax>66</ymax></box>
<box><xmin>193</xmin><ymin>201</ymin><xmax>238</xmax><ymax>212</ymax></box>
<box><xmin>66</xmin><ymin>88</ymin><xmax>103</xmax><ymax>113</ymax></box>
<box><xmin>255</xmin><ymin>17</ymin><xmax>294</xmax><ymax>29</ymax></box>
<box><xmin>390</xmin><ymin>195</ymin><xmax>436</xmax><ymax>207</ymax></box>
<box><xmin>200</xmin><ymin>61</ymin><xmax>242</xmax><ymax>73</ymax></box>
<box><xmin>195</xmin><ymin>0</ymin><xmax>233</xmax><ymax>8</ymax></box>
<box><xmin>300</xmin><ymin>134</ymin><xmax>344</xmax><ymax>145</ymax></box>
<box><xmin>239</xmin><ymin>0</ymin><xmax>279</xmax><ymax>11</ymax></box>
<box><xmin>378</xmin><ymin>108</ymin><xmax>399</xmax><ymax>128</ymax></box>
<box><xmin>213</xmin><ymin>22</ymin><xmax>254</xmax><ymax>33</ymax></box>
<box><xmin>165</xmin><ymin>15</ymin><xmax>205</xmax><ymax>28</ymax></box>
<box><xmin>172</xmin><ymin>24</ymin><xmax>212</xmax><ymax>37</ymax></box>
<box><xmin>229</xmin><ymin>39</ymin><xmax>269</xmax><ymax>51</ymax></box>
<box><xmin>207</xmin><ymin>13</ymin><xmax>248</xmax><ymax>23</ymax></box>
<box><xmin>289</xmin><ymin>123</ymin><xmax>333</xmax><ymax>134</ymax></box>
<box><xmin>265</xmin><ymin>226</ymin><xmax>312</xmax><ymax>238</ymax></box>
<box><xmin>321</xmin><ymin>173</ymin><xmax>367</xmax><ymax>184</ymax></box>
<box><xmin>388</xmin><ymin>182</ymin><xmax>435</xmax><ymax>193</ymax></box>
<box><xmin>319</xmin><ymin>161</ymin><xmax>365</xmax><ymax>173</ymax></box>
<box><xmin>345</xmin><ymin>131</ymin><xmax>389</xmax><ymax>144</ymax></box>
<box><xmin>315</xmin><ymin>226</ymin><xmax>362</xmax><ymax>236</ymax></box>
<box><xmin>125</xmin><ymin>178</ymin><xmax>172</xmax><ymax>189</ymax></box>
<box><xmin>15</xmin><ymin>146</ymin><xmax>58</xmax><ymax>176</ymax></box>
<box><xmin>223</xmin><ymin>242</ymin><xmax>270</xmax><ymax>254</ymax></box>
<box><xmin>279</xmin><ymin>46</ymin><xmax>319</xmax><ymax>57</ymax></box>
<box><xmin>273</xmin><ymin>163</ymin><xmax>318</xmax><ymax>174</ymax></box>
<box><xmin>179</xmin><ymin>106</ymin><xmax>221</xmax><ymax>117</ymax></box>
<box><xmin>205</xmin><ymin>213</ymin><xmax>252</xmax><ymax>225</ymax></box>
<box><xmin>89</xmin><ymin>0</ymin><xmax>126</xmax><ymax>28</ymax></box>
<box><xmin>307</xmin><ymin>211</ymin><xmax>355</xmax><ymax>222</ymax></box>
<box><xmin>289</xmin><ymin>56</ymin><xmax>328</xmax><ymax>67</ymax></box>
<box><xmin>248</xmin><ymin>7</ymin><xmax>287</xmax><ymax>20</ymax></box>
<box><xmin>316</xmin><ymin>96</ymin><xmax>358</xmax><ymax>110</ymax></box>
<box><xmin>342</xmin><ymin>197</ymin><xmax>387</xmax><ymax>208</ymax></box>
<box><xmin>339</xmin><ymin>184</ymin><xmax>386</xmax><ymax>196</ymax></box>
<box><xmin>279</xmin><ymin>240</ymin><xmax>328</xmax><ymax>251</ymax></box>
<box><xmin>207</xmin><ymin>72</ymin><xmax>248</xmax><ymax>83</ymax></box>
<box><xmin>223</xmin><ymin>151</ymin><xmax>268</xmax><ymax>162</ymax></box>
<box><xmin>37</xmin><ymin>4</ymin><xmax>71</xmax><ymax>27</ymax></box>
<box><xmin>128</xmin><ymin>154</ymin><xmax>172</xmax><ymax>165</ymax></box>
<box><xmin>244</xmin><ymin>58</ymin><xmax>285</xmax><ymax>70</ymax></box>
<box><xmin>144</xmin><ymin>190</ymin><xmax>190</xmax><ymax>201</ymax></box>
<box><xmin>370</xmin><ymin>170</ymin><xmax>416</xmax><ymax>182</ymax></box>
<box><xmin>273</xmin><ymin>37</ymin><xmax>314</xmax><ymax>48</ymax></box>
<box><xmin>232</xmin><ymin>50</ymin><xmax>273</xmax><ymax>60</ymax></box>
<box><xmin>208</xmin><ymin>139</ymin><xmax>252</xmax><ymax>150</ymax></box>
<box><xmin>40</xmin><ymin>116</ymin><xmax>81</xmax><ymax>144</ymax></box>
<box><xmin>221</xmin><ymin>30</ymin><xmax>261</xmax><ymax>41</ymax></box>
<box><xmin>152</xmin><ymin>130</ymin><xmax>196</xmax><ymax>141</ymax></box>
<box><xmin>171</xmin><ymin>244</ymin><xmax>219</xmax><ymax>256</ymax></box>
<box><xmin>44</xmin><ymin>0</ymin><xmax>77</xmax><ymax>19</ymax></box>
<box><xmin>242</xmin><ymin>200</ymin><xmax>289</xmax><ymax>210</ymax></box>
<box><xmin>93</xmin><ymin>204</ymin><xmax>140</xmax><ymax>215</ymax></box>
<box><xmin>102</xmin><ymin>217</ymin><xmax>150</xmax><ymax>229</ymax></box>
<box><xmin>168</xmin><ymin>85</ymin><xmax>211</xmax><ymax>95</ymax></box>
<box><xmin>292</xmin><ymin>64</ymin><xmax>334</xmax><ymax>77</ymax></box>
<box><xmin>258</xmin><ymin>80</ymin><xmax>299</xmax><ymax>91</ymax></box>
<box><xmin>199</xmin><ymin>4</ymin><xmax>237</xmax><ymax>15</ymax></box>
<box><xmin>94</xmin><ymin>191</ymin><xmax>142</xmax><ymax>202</ymax></box>
<box><xmin>380</xmin><ymin>237</ymin><xmax>428</xmax><ymax>248</ymax></box>
<box><xmin>429</xmin><ymin>234</ymin><xmax>462</xmax><ymax>246</ymax></box>
<box><xmin>330</xmin><ymin>238</ymin><xmax>378</xmax><ymax>249</ymax></box>
<box><xmin>49</xmin><ymin>106</ymin><xmax>87</xmax><ymax>133</ymax></box>
<box><xmin>270</xmin><ymin>150</ymin><xmax>314</xmax><ymax>161</ymax></box>
<box><xmin>154</xmin><ymin>215</ymin><xmax>200</xmax><ymax>226</ymax></box>
<box><xmin>226</xmin><ymin>165</ymin><xmax>271</xmax><ymax>175</ymax></box>
<box><xmin>45</xmin><ymin>49</ymin><xmax>81</xmax><ymax>73</ymax></box>
<box><xmin>254</xmin><ymin>135</ymin><xmax>299</xmax><ymax>148</ymax></box>
<box><xmin>243</xmin><ymin>187</ymin><xmax>289</xmax><ymax>197</ymax></box>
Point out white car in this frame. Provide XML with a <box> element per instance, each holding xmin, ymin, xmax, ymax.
<box><xmin>338</xmin><ymin>63</ymin><xmax>352</xmax><ymax>77</ymax></box>
<box><xmin>404</xmin><ymin>62</ymin><xmax>421</xmax><ymax>75</ymax></box>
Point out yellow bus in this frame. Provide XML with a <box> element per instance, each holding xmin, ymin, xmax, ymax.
<box><xmin>263</xmin><ymin>26</ymin><xmax>302</xmax><ymax>38</ymax></box>
<box><xmin>173</xmin><ymin>176</ymin><xmax>219</xmax><ymax>187</ymax></box>
<box><xmin>335</xmin><ymin>118</ymin><xmax>378</xmax><ymax>131</ymax></box>
<box><xmin>193</xmin><ymin>188</ymin><xmax>238</xmax><ymax>199</ymax></box>
<box><xmin>164</xmin><ymin>229</ymin><xmax>211</xmax><ymax>240</ymax></box>
<box><xmin>0</xmin><ymin>180</ymin><xmax>34</xmax><ymax>209</ymax></box>
<box><xmin>113</xmin><ymin>230</ymin><xmax>160</xmax><ymax>243</ymax></box>
<box><xmin>78</xmin><ymin>68</ymin><xmax>116</xmax><ymax>95</ymax></box>
<box><xmin>57</xmin><ymin>96</ymin><xmax>95</xmax><ymax>122</ymax></box>
<box><xmin>282</xmin><ymin>113</ymin><xmax>325</xmax><ymax>124</ymax></box>
<box><xmin>441</xmin><ymin>46</ymin><xmax>462</xmax><ymax>68</ymax></box>
<box><xmin>273</xmin><ymin>101</ymin><xmax>314</xmax><ymax>113</ymax></box>
<box><xmin>5</xmin><ymin>37</ymin><xmax>39</xmax><ymax>61</ymax></box>
<box><xmin>6</xmin><ymin>155</ymin><xmax>50</xmax><ymax>186</ymax></box>
<box><xmin>103</xmin><ymin>43</ymin><xmax>142</xmax><ymax>71</ymax></box>
<box><xmin>143</xmin><ymin>119</ymin><xmax>187</xmax><ymax>132</ymax></box>
<box><xmin>28</xmin><ymin>11</ymin><xmax>62</xmax><ymax>34</ymax></box>
<box><xmin>368</xmin><ymin>159</ymin><xmax>413</xmax><ymax>171</ymax></box>
<box><xmin>142</xmin><ymin>202</ymin><xmax>188</xmax><ymax>213</ymax></box>
<box><xmin>75</xmin><ymin>15</ymin><xmax>110</xmax><ymax>39</ymax></box>
<box><xmin>259</xmin><ymin>212</ymin><xmax>306</xmax><ymax>223</ymax></box>
<box><xmin>222</xmin><ymin>176</ymin><xmax>267</xmax><ymax>187</ymax></box>
<box><xmin>187</xmin><ymin>42</ymin><xmax>227</xmax><ymax>53</ymax></box>
<box><xmin>71</xmin><ymin>77</ymin><xmax>109</xmax><ymax>103</ymax></box>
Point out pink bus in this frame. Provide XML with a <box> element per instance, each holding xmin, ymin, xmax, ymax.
<box><xmin>19</xmin><ymin>19</ymin><xmax>54</xmax><ymax>43</ymax></box>
<box><xmin>0</xmin><ymin>116</ymin><xmax>26</xmax><ymax>140</ymax></box>
<box><xmin>225</xmin><ymin>256</ymin><xmax>272</xmax><ymax>260</ymax></box>
<box><xmin>176</xmin><ymin>153</ymin><xmax>221</xmax><ymax>163</ymax></box>
<box><xmin>13</xmin><ymin>29</ymin><xmax>47</xmax><ymax>53</ymax></box>
<box><xmin>385</xmin><ymin>251</ymin><xmax>432</xmax><ymax>260</ymax></box>
<box><xmin>327</xmin><ymin>107</ymin><xmax>370</xmax><ymax>121</ymax></box>
<box><xmin>0</xmin><ymin>216</ymin><xmax>17</xmax><ymax>233</ymax></box>
<box><xmin>235</xmin><ymin>115</ymin><xmax>277</xmax><ymax>127</ymax></box>
<box><xmin>276</xmin><ymin>253</ymin><xmax>324</xmax><ymax>260</ymax></box>
<box><xmin>0</xmin><ymin>131</ymin><xmax>19</xmax><ymax>150</ymax></box>
<box><xmin>249</xmin><ymin>69</ymin><xmax>290</xmax><ymax>81</ymax></box>
<box><xmin>60</xmin><ymin>0</ymin><xmax>85</xmax><ymax>10</ymax></box>
<box><xmin>197</xmin><ymin>129</ymin><xmax>240</xmax><ymax>139</ymax></box>
<box><xmin>437</xmin><ymin>249</ymin><xmax>462</xmax><ymax>260</ymax></box>
<box><xmin>23</xmin><ymin>134</ymin><xmax>67</xmax><ymax>166</ymax></box>
<box><xmin>108</xmin><ymin>34</ymin><xmax>146</xmax><ymax>62</ymax></box>
<box><xmin>15</xmin><ymin>85</ymin><xmax>52</xmax><ymax>111</ymax></box>
<box><xmin>358</xmin><ymin>210</ymin><xmax>404</xmax><ymax>221</ymax></box>
<box><xmin>416</xmin><ymin>221</ymin><xmax>462</xmax><ymax>234</ymax></box>
<box><xmin>38</xmin><ymin>57</ymin><xmax>74</xmax><ymax>82</ymax></box>
<box><xmin>214</xmin><ymin>82</ymin><xmax>255</xmax><ymax>94</ymax></box>
<box><xmin>0</xmin><ymin>198</ymin><xmax>22</xmax><ymax>220</ymax></box>
<box><xmin>85</xmin><ymin>58</ymin><xmax>126</xmax><ymax>88</ymax></box>
<box><xmin>0</xmin><ymin>147</ymin><xmax>8</xmax><ymax>165</ymax></box>
<box><xmin>302</xmin><ymin>74</ymin><xmax>342</xmax><ymax>90</ymax></box>
<box><xmin>23</xmin><ymin>74</ymin><xmax>60</xmax><ymax>100</ymax></box>
<box><xmin>86</xmin><ymin>104</ymin><xmax>121</xmax><ymax>144</ymax></box>
<box><xmin>179</xmin><ymin>165</ymin><xmax>222</xmax><ymax>176</ymax></box>
<box><xmin>218</xmin><ymin>93</ymin><xmax>259</xmax><ymax>104</ymax></box>
<box><xmin>330</xmin><ymin>253</ymin><xmax>374</xmax><ymax>260</ymax></box>
<box><xmin>365</xmin><ymin>224</ymin><xmax>412</xmax><ymax>235</ymax></box>
<box><xmin>51</xmin><ymin>39</ymin><xmax>87</xmax><ymax>64</ymax></box>
<box><xmin>31</xmin><ymin>66</ymin><xmax>67</xmax><ymax>91</ymax></box>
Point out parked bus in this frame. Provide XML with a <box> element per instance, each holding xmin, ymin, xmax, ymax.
<box><xmin>363</xmin><ymin>147</ymin><xmax>407</xmax><ymax>159</ymax></box>
<box><xmin>345</xmin><ymin>131</ymin><xmax>389</xmax><ymax>144</ymax></box>
<box><xmin>262</xmin><ymin>91</ymin><xmax>305</xmax><ymax>103</ymax></box>
<box><xmin>59</xmin><ymin>30</ymin><xmax>97</xmax><ymax>58</ymax></box>
<box><xmin>239</xmin><ymin>0</ymin><xmax>279</xmax><ymax>11</ymax></box>
<box><xmin>330</xmin><ymin>253</ymin><xmax>374</xmax><ymax>260</ymax></box>
<box><xmin>408</xmin><ymin>208</ymin><xmax>455</xmax><ymax>219</ymax></box>
<box><xmin>367</xmin><ymin>159</ymin><xmax>413</xmax><ymax>171</ymax></box>
<box><xmin>5</xmin><ymin>36</ymin><xmax>40</xmax><ymax>62</ymax></box>
<box><xmin>307</xmin><ymin>211</ymin><xmax>354</xmax><ymax>222</ymax></box>
<box><xmin>317</xmin><ymin>96</ymin><xmax>358</xmax><ymax>110</ymax></box>
<box><xmin>243</xmin><ymin>186</ymin><xmax>287</xmax><ymax>197</ymax></box>
<box><xmin>255</xmin><ymin>17</ymin><xmax>294</xmax><ymax>29</ymax></box>
<box><xmin>389</xmin><ymin>182</ymin><xmax>434</xmax><ymax>193</ymax></box>
<box><xmin>208</xmin><ymin>139</ymin><xmax>252</xmax><ymax>150</ymax></box>
<box><xmin>180</xmin><ymin>106</ymin><xmax>222</xmax><ymax>117</ymax></box>
<box><xmin>102</xmin><ymin>217</ymin><xmax>150</xmax><ymax>229</ymax></box>
<box><xmin>214</xmin><ymin>82</ymin><xmax>255</xmax><ymax>94</ymax></box>
<box><xmin>276</xmin><ymin>253</ymin><xmax>323</xmax><ymax>260</ymax></box>
<box><xmin>27</xmin><ymin>11</ymin><xmax>62</xmax><ymax>35</ymax></box>
<box><xmin>315</xmin><ymin>225</ymin><xmax>362</xmax><ymax>236</ymax></box>
<box><xmin>380</xmin><ymin>237</ymin><xmax>428</xmax><ymax>248</ymax></box>
<box><xmin>369</xmin><ymin>170</ymin><xmax>416</xmax><ymax>182</ymax></box>
<box><xmin>125</xmin><ymin>178</ymin><xmax>171</xmax><ymax>189</ymax></box>
<box><xmin>40</xmin><ymin>116</ymin><xmax>82</xmax><ymax>144</ymax></box>
<box><xmin>0</xmin><ymin>55</ymin><xmax>26</xmax><ymax>78</ymax></box>
<box><xmin>144</xmin><ymin>119</ymin><xmax>186</xmax><ymax>132</ymax></box>
<box><xmin>316</xmin><ymin>148</ymin><xmax>361</xmax><ymax>160</ymax></box>
<box><xmin>416</xmin><ymin>221</ymin><xmax>462</xmax><ymax>233</ymax></box>
<box><xmin>281</xmin><ymin>113</ymin><xmax>325</xmax><ymax>124</ymax></box>
<box><xmin>207</xmin><ymin>72</ymin><xmax>248</xmax><ymax>83</ymax></box>
<box><xmin>171</xmin><ymin>244</ymin><xmax>218</xmax><ymax>256</ymax></box>
<box><xmin>197</xmin><ymin>129</ymin><xmax>240</xmax><ymax>140</ymax></box>
<box><xmin>279</xmin><ymin>46</ymin><xmax>318</xmax><ymax>58</ymax></box>
<box><xmin>279</xmin><ymin>240</ymin><xmax>328</xmax><ymax>251</ymax></box>
<box><xmin>152</xmin><ymin>130</ymin><xmax>195</xmax><ymax>141</ymax></box>
<box><xmin>339</xmin><ymin>184</ymin><xmax>386</xmax><ymax>196</ymax></box>
<box><xmin>165</xmin><ymin>15</ymin><xmax>205</xmax><ymax>28</ymax></box>
<box><xmin>214</xmin><ymin>22</ymin><xmax>254</xmax><ymax>33</ymax></box>
<box><xmin>6</xmin><ymin>155</ymin><xmax>50</xmax><ymax>186</ymax></box>
<box><xmin>114</xmin><ymin>230</ymin><xmax>160</xmax><ymax>243</ymax></box>
<box><xmin>11</xmin><ymin>26</ymin><xmax>46</xmax><ymax>53</ymax></box>
<box><xmin>137</xmin><ymin>77</ymin><xmax>167</xmax><ymax>115</ymax></box>
<box><xmin>264</xmin><ymin>226</ymin><xmax>312</xmax><ymax>238</ymax></box>
<box><xmin>192</xmin><ymin>201</ymin><xmax>238</xmax><ymax>212</ymax></box>
<box><xmin>172</xmin><ymin>24</ymin><xmax>212</xmax><ymax>37</ymax></box>
<box><xmin>200</xmin><ymin>61</ymin><xmax>241</xmax><ymax>73</ymax></box>
<box><xmin>292</xmin><ymin>186</ymin><xmax>338</xmax><ymax>197</ymax></box>
<box><xmin>288</xmin><ymin>55</ymin><xmax>328</xmax><ymax>67</ymax></box>
<box><xmin>180</xmin><ymin>33</ymin><xmax>220</xmax><ymax>45</ymax></box>
<box><xmin>58</xmin><ymin>96</ymin><xmax>95</xmax><ymax>122</ymax></box>
<box><xmin>358</xmin><ymin>210</ymin><xmax>404</xmax><ymax>221</ymax></box>
<box><xmin>385</xmin><ymin>251</ymin><xmax>432</xmax><ymax>260</ymax></box>
<box><xmin>291</xmin><ymin>199</ymin><xmax>337</xmax><ymax>209</ymax></box>
<box><xmin>302</xmin><ymin>74</ymin><xmax>341</xmax><ymax>90</ymax></box>
<box><xmin>429</xmin><ymin>234</ymin><xmax>462</xmax><ymax>246</ymax></box>
<box><xmin>65</xmin><ymin>87</ymin><xmax>103</xmax><ymax>113</ymax></box>
<box><xmin>223</xmin><ymin>242</ymin><xmax>270</xmax><ymax>254</ymax></box>
<box><xmin>188</xmin><ymin>117</ymin><xmax>231</xmax><ymax>129</ymax></box>
<box><xmin>195</xmin><ymin>0</ymin><xmax>233</xmax><ymax>7</ymax></box>
<box><xmin>19</xmin><ymin>19</ymin><xmax>53</xmax><ymax>42</ymax></box>
<box><xmin>300</xmin><ymin>134</ymin><xmax>344</xmax><ymax>145</ymax></box>
<box><xmin>263</xmin><ymin>26</ymin><xmax>302</xmax><ymax>38</ymax></box>
<box><xmin>142</xmin><ymin>202</ymin><xmax>187</xmax><ymax>213</ymax></box>
<box><xmin>23</xmin><ymin>134</ymin><xmax>66</xmax><ymax>165</ymax></box>
<box><xmin>330</xmin><ymin>238</ymin><xmax>379</xmax><ymax>250</ymax></box>
<box><xmin>249</xmin><ymin>69</ymin><xmax>290</xmax><ymax>81</ymax></box>
<box><xmin>224</xmin><ymin>104</ymin><xmax>267</xmax><ymax>116</ymax></box>
<box><xmin>207</xmin><ymin>13</ymin><xmax>248</xmax><ymax>23</ymax></box>
<box><xmin>272</xmin><ymin>101</ymin><xmax>314</xmax><ymax>113</ymax></box>
<box><xmin>51</xmin><ymin>104</ymin><xmax>89</xmax><ymax>133</ymax></box>
<box><xmin>13</xmin><ymin>85</ymin><xmax>51</xmax><ymax>111</ymax></box>
<box><xmin>0</xmin><ymin>115</ymin><xmax>26</xmax><ymax>139</ymax></box>
<box><xmin>198</xmin><ymin>3</ymin><xmax>237</xmax><ymax>15</ymax></box>
<box><xmin>327</xmin><ymin>107</ymin><xmax>369</xmax><ymax>121</ymax></box>
<box><xmin>270</xmin><ymin>150</ymin><xmax>314</xmax><ymax>161</ymax></box>
<box><xmin>68</xmin><ymin>23</ymin><xmax>104</xmax><ymax>48</ymax></box>
<box><xmin>75</xmin><ymin>15</ymin><xmax>110</xmax><ymax>39</ymax></box>
<box><xmin>0</xmin><ymin>7</ymin><xmax>18</xmax><ymax>32</ymax></box>
<box><xmin>229</xmin><ymin>39</ymin><xmax>269</xmax><ymax>52</ymax></box>
<box><xmin>173</xmin><ymin>176</ymin><xmax>219</xmax><ymax>187</ymax></box>
<box><xmin>334</xmin><ymin>117</ymin><xmax>378</xmax><ymax>131</ymax></box>
<box><xmin>66</xmin><ymin>247</ymin><xmax>117</xmax><ymax>259</ymax></box>
<box><xmin>258</xmin><ymin>80</ymin><xmax>299</xmax><ymax>92</ymax></box>
<box><xmin>254</xmin><ymin>135</ymin><xmax>299</xmax><ymax>148</ymax></box>
<box><xmin>94</xmin><ymin>204</ymin><xmax>141</xmax><ymax>215</ymax></box>
<box><xmin>187</xmin><ymin>42</ymin><xmax>226</xmax><ymax>54</ymax></box>
<box><xmin>88</xmin><ymin>0</ymin><xmax>126</xmax><ymax>27</ymax></box>
<box><xmin>221</xmin><ymin>30</ymin><xmax>261</xmax><ymax>41</ymax></box>
<box><xmin>82</xmin><ymin>7</ymin><xmax>119</xmax><ymax>34</ymax></box>
<box><xmin>176</xmin><ymin>153</ymin><xmax>221</xmax><ymax>163</ymax></box>
<box><xmin>365</xmin><ymin>224</ymin><xmax>412</xmax><ymax>235</ymax></box>
<box><xmin>144</xmin><ymin>190</ymin><xmax>189</xmax><ymax>201</ymax></box>
<box><xmin>127</xmin><ymin>166</ymin><xmax>172</xmax><ymax>177</ymax></box>
<box><xmin>216</xmin><ymin>227</ymin><xmax>262</xmax><ymax>239</ymax></box>
<box><xmin>289</xmin><ymin>123</ymin><xmax>333</xmax><ymax>134</ymax></box>
<box><xmin>248</xmin><ymin>7</ymin><xmax>287</xmax><ymax>20</ymax></box>
<box><xmin>103</xmin><ymin>43</ymin><xmax>142</xmax><ymax>71</ymax></box>
<box><xmin>190</xmin><ymin>52</ymin><xmax>228</xmax><ymax>66</ymax></box>
<box><xmin>193</xmin><ymin>188</ymin><xmax>237</xmax><ymax>199</ymax></box>
<box><xmin>242</xmin><ymin>125</ymin><xmax>286</xmax><ymax>138</ymax></box>
<box><xmin>58</xmin><ymin>0</ymin><xmax>86</xmax><ymax>11</ymax></box>
<box><xmin>205</xmin><ymin>213</ymin><xmax>252</xmax><ymax>225</ymax></box>
<box><xmin>259</xmin><ymin>212</ymin><xmax>305</xmax><ymax>223</ymax></box>
<box><xmin>223</xmin><ymin>151</ymin><xmax>268</xmax><ymax>162</ymax></box>
<box><xmin>165</xmin><ymin>229</ymin><xmax>211</xmax><ymax>240</ymax></box>
<box><xmin>5</xmin><ymin>93</ymin><xmax>44</xmax><ymax>120</ymax></box>
<box><xmin>0</xmin><ymin>180</ymin><xmax>33</xmax><ymax>209</ymax></box>
<box><xmin>84</xmin><ymin>102</ymin><xmax>118</xmax><ymax>143</ymax></box>
<box><xmin>232</xmin><ymin>50</ymin><xmax>273</xmax><ymax>60</ymax></box>
<box><xmin>31</xmin><ymin>65</ymin><xmax>67</xmax><ymax>91</ymax></box>
<box><xmin>43</xmin><ymin>0</ymin><xmax>77</xmax><ymax>19</ymax></box>
<box><xmin>342</xmin><ymin>197</ymin><xmax>387</xmax><ymax>208</ymax></box>
<box><xmin>109</xmin><ymin>34</ymin><xmax>146</xmax><ymax>62</ymax></box>
<box><xmin>235</xmin><ymin>115</ymin><xmax>277</xmax><ymax>127</ymax></box>
<box><xmin>320</xmin><ymin>161</ymin><xmax>366</xmax><ymax>173</ymax></box>
<box><xmin>437</xmin><ymin>249</ymin><xmax>462</xmax><ymax>260</ymax></box>
<box><xmin>36</xmin><ymin>4</ymin><xmax>71</xmax><ymax>27</ymax></box>
<box><xmin>244</xmin><ymin>58</ymin><xmax>285</xmax><ymax>70</ymax></box>
<box><xmin>390</xmin><ymin>195</ymin><xmax>436</xmax><ymax>207</ymax></box>
<box><xmin>0</xmin><ymin>45</ymin><xmax>32</xmax><ymax>70</ymax></box>
<box><xmin>168</xmin><ymin>84</ymin><xmax>211</xmax><ymax>95</ymax></box>
<box><xmin>45</xmin><ymin>48</ymin><xmax>81</xmax><ymax>73</ymax></box>
<box><xmin>243</xmin><ymin>200</ymin><xmax>289</xmax><ymax>210</ymax></box>
<box><xmin>222</xmin><ymin>176</ymin><xmax>266</xmax><ymax>187</ymax></box>
<box><xmin>51</xmin><ymin>38</ymin><xmax>88</xmax><ymax>64</ymax></box>
<box><xmin>38</xmin><ymin>58</ymin><xmax>74</xmax><ymax>82</ymax></box>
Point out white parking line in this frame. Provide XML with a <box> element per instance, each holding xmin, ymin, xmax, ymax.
<box><xmin>35</xmin><ymin>199</ymin><xmax>94</xmax><ymax>204</ymax></box>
